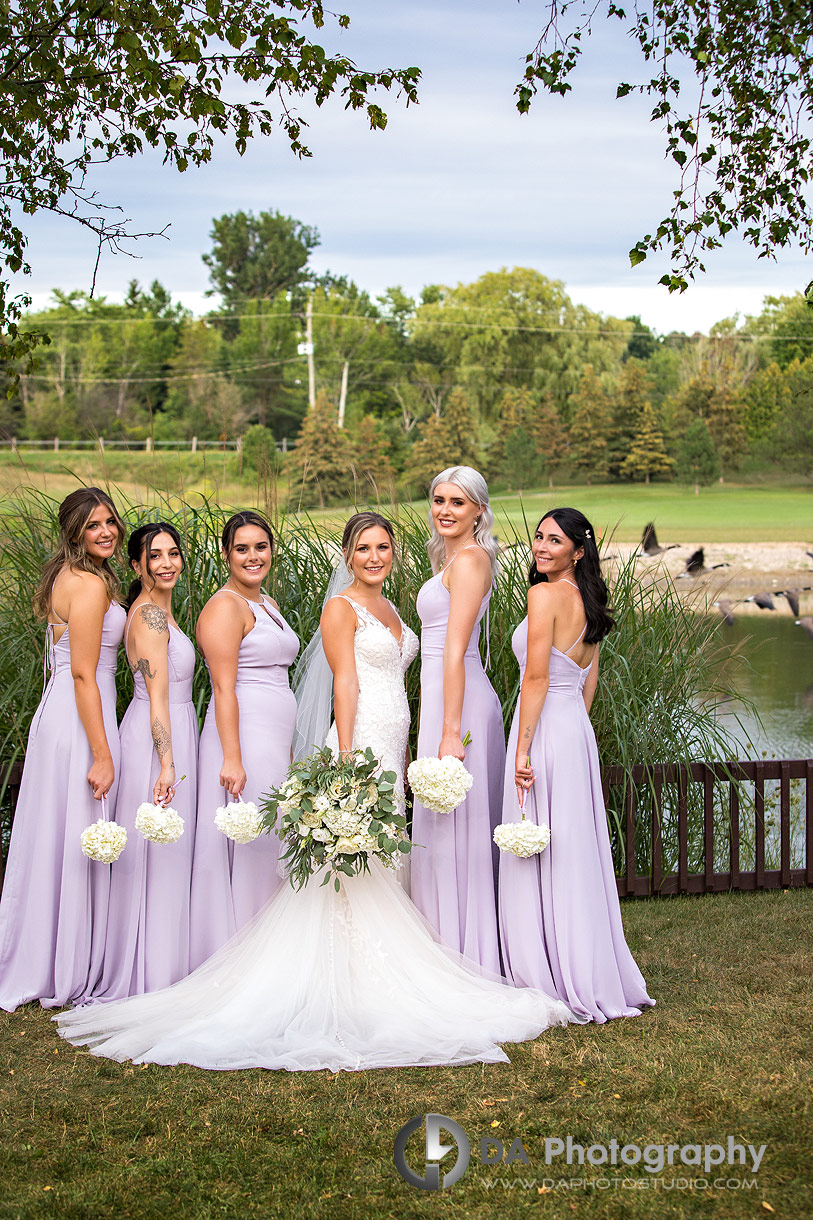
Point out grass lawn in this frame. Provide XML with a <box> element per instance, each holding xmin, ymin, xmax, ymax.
<box><xmin>1</xmin><ymin>451</ymin><xmax>810</xmax><ymax>542</ymax></box>
<box><xmin>1</xmin><ymin>889</ymin><xmax>810</xmax><ymax>1220</ymax></box>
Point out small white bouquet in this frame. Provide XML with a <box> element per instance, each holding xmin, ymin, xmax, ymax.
<box><xmin>407</xmin><ymin>755</ymin><xmax>474</xmax><ymax>815</ymax></box>
<box><xmin>135</xmin><ymin>802</ymin><xmax>185</xmax><ymax>844</ymax></box>
<box><xmin>214</xmin><ymin>800</ymin><xmax>263</xmax><ymax>844</ymax></box>
<box><xmin>261</xmin><ymin>746</ymin><xmax>410</xmax><ymax>891</ymax></box>
<box><xmin>81</xmin><ymin>797</ymin><xmax>127</xmax><ymax>862</ymax></box>
<box><xmin>493</xmin><ymin>816</ymin><xmax>551</xmax><ymax>858</ymax></box>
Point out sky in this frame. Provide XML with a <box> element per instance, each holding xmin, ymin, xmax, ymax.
<box><xmin>12</xmin><ymin>0</ymin><xmax>811</xmax><ymax>334</ymax></box>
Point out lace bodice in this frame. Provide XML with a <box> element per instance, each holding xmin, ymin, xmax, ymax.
<box><xmin>325</xmin><ymin>599</ymin><xmax>418</xmax><ymax>786</ymax></box>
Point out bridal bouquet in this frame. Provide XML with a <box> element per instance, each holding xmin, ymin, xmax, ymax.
<box><xmin>407</xmin><ymin>755</ymin><xmax>473</xmax><ymax>815</ymax></box>
<box><xmin>135</xmin><ymin>802</ymin><xmax>185</xmax><ymax>844</ymax></box>
<box><xmin>261</xmin><ymin>746</ymin><xmax>411</xmax><ymax>891</ymax></box>
<box><xmin>493</xmin><ymin>817</ymin><xmax>551</xmax><ymax>858</ymax></box>
<box><xmin>214</xmin><ymin>799</ymin><xmax>263</xmax><ymax>845</ymax></box>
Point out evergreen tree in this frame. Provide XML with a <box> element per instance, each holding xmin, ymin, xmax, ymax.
<box><xmin>441</xmin><ymin>388</ymin><xmax>481</xmax><ymax>469</ymax></box>
<box><xmin>608</xmin><ymin>359</ymin><xmax>653</xmax><ymax>478</ymax></box>
<box><xmin>290</xmin><ymin>391</ymin><xmax>352</xmax><ymax>508</ymax></box>
<box><xmin>677</xmin><ymin>418</ymin><xmax>721</xmax><ymax>494</ymax></box>
<box><xmin>531</xmin><ymin>394</ymin><xmax>566</xmax><ymax>489</ymax></box>
<box><xmin>405</xmin><ymin>415</ymin><xmax>452</xmax><ymax>492</ymax></box>
<box><xmin>348</xmin><ymin>416</ymin><xmax>395</xmax><ymax>498</ymax></box>
<box><xmin>568</xmin><ymin>364</ymin><xmax>612</xmax><ymax>484</ymax></box>
<box><xmin>619</xmin><ymin>401</ymin><xmax>675</xmax><ymax>484</ymax></box>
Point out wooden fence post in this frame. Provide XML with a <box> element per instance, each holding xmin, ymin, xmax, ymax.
<box><xmin>191</xmin><ymin>436</ymin><xmax>198</xmax><ymax>453</ymax></box>
<box><xmin>53</xmin><ymin>437</ymin><xmax>59</xmax><ymax>451</ymax></box>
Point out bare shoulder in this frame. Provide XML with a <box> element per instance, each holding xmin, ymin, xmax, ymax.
<box><xmin>198</xmin><ymin>590</ymin><xmax>249</xmax><ymax>633</ymax></box>
<box><xmin>446</xmin><ymin>545</ymin><xmax>492</xmax><ymax>593</ymax></box>
<box><xmin>62</xmin><ymin>567</ymin><xmax>109</xmax><ymax>610</ymax></box>
<box><xmin>134</xmin><ymin>602</ymin><xmax>169</xmax><ymax>634</ymax></box>
<box><xmin>321</xmin><ymin>595</ymin><xmax>357</xmax><ymax>630</ymax></box>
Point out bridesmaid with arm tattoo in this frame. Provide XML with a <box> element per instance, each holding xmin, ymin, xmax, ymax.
<box><xmin>91</xmin><ymin>523</ymin><xmax>199</xmax><ymax>1001</ymax></box>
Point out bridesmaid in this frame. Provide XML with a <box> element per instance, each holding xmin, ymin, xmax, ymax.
<box><xmin>499</xmin><ymin>507</ymin><xmax>654</xmax><ymax>1021</ymax></box>
<box><xmin>0</xmin><ymin>488</ymin><xmax>126</xmax><ymax>1011</ymax></box>
<box><xmin>410</xmin><ymin>465</ymin><xmax>504</xmax><ymax>975</ymax></box>
<box><xmin>188</xmin><ymin>511</ymin><xmax>299</xmax><ymax>969</ymax></box>
<box><xmin>91</xmin><ymin>523</ymin><xmax>198</xmax><ymax>1000</ymax></box>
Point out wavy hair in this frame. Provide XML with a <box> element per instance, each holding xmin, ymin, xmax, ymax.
<box><xmin>529</xmin><ymin>507</ymin><xmax>615</xmax><ymax>643</ymax></box>
<box><xmin>426</xmin><ymin>465</ymin><xmax>499</xmax><ymax>578</ymax></box>
<box><xmin>33</xmin><ymin>487</ymin><xmax>125</xmax><ymax>618</ymax></box>
<box><xmin>126</xmin><ymin>521</ymin><xmax>186</xmax><ymax>610</ymax></box>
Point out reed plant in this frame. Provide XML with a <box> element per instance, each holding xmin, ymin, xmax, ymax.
<box><xmin>0</xmin><ymin>486</ymin><xmax>752</xmax><ymax>878</ymax></box>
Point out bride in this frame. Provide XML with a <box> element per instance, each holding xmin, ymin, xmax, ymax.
<box><xmin>55</xmin><ymin>513</ymin><xmax>583</xmax><ymax>1072</ymax></box>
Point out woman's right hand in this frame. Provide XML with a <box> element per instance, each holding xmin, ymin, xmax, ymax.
<box><xmin>87</xmin><ymin>753</ymin><xmax>115</xmax><ymax>800</ymax></box>
<box><xmin>438</xmin><ymin>731</ymin><xmax>466</xmax><ymax>761</ymax></box>
<box><xmin>153</xmin><ymin>761</ymin><xmax>177</xmax><ymax>807</ymax></box>
<box><xmin>219</xmin><ymin>758</ymin><xmax>246</xmax><ymax>799</ymax></box>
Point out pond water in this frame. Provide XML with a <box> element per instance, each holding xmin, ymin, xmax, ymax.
<box><xmin>719</xmin><ymin>616</ymin><xmax>813</xmax><ymax>761</ymax></box>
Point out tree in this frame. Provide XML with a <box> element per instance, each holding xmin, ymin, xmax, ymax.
<box><xmin>518</xmin><ymin>3</ymin><xmax>813</xmax><ymax>289</ymax></box>
<box><xmin>568</xmin><ymin>365</ymin><xmax>612</xmax><ymax>484</ymax></box>
<box><xmin>608</xmin><ymin>359</ymin><xmax>654</xmax><ymax>479</ymax></box>
<box><xmin>405</xmin><ymin>391</ymin><xmax>481</xmax><ymax>493</ymax></box>
<box><xmin>203</xmin><ymin>211</ymin><xmax>320</xmax><ymax>308</ymax></box>
<box><xmin>289</xmin><ymin>391</ymin><xmax>352</xmax><ymax>507</ymax></box>
<box><xmin>0</xmin><ymin>0</ymin><xmax>420</xmax><ymax>371</ymax></box>
<box><xmin>619</xmin><ymin>402</ymin><xmax>676</xmax><ymax>484</ymax></box>
<box><xmin>348</xmin><ymin>416</ymin><xmax>395</xmax><ymax>498</ymax></box>
<box><xmin>677</xmin><ymin>418</ymin><xmax>721</xmax><ymax>494</ymax></box>
<box><xmin>770</xmin><ymin>356</ymin><xmax>813</xmax><ymax>477</ymax></box>
<box><xmin>624</xmin><ymin>316</ymin><xmax>658</xmax><ymax>362</ymax></box>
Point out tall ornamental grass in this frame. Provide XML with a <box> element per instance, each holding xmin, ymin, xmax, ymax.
<box><xmin>0</xmin><ymin>487</ymin><xmax>752</xmax><ymax>876</ymax></box>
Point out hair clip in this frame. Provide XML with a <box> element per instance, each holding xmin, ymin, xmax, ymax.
<box><xmin>584</xmin><ymin>529</ymin><xmax>592</xmax><ymax>540</ymax></box>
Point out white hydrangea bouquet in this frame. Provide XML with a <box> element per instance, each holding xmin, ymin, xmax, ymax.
<box><xmin>493</xmin><ymin>816</ymin><xmax>551</xmax><ymax>858</ymax></box>
<box><xmin>135</xmin><ymin>802</ymin><xmax>184</xmax><ymax>844</ymax></box>
<box><xmin>261</xmin><ymin>746</ymin><xmax>411</xmax><ymax>891</ymax></box>
<box><xmin>80</xmin><ymin>796</ymin><xmax>127</xmax><ymax>863</ymax></box>
<box><xmin>407</xmin><ymin>755</ymin><xmax>474</xmax><ymax>815</ymax></box>
<box><xmin>214</xmin><ymin>799</ymin><xmax>263</xmax><ymax>845</ymax></box>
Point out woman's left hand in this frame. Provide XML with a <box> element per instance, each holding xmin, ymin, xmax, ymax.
<box><xmin>515</xmin><ymin>755</ymin><xmax>534</xmax><ymax>807</ymax></box>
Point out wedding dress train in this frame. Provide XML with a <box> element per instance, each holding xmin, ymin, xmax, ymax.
<box><xmin>55</xmin><ymin>600</ymin><xmax>582</xmax><ymax>1071</ymax></box>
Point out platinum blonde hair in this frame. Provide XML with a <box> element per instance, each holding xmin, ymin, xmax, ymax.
<box><xmin>426</xmin><ymin>466</ymin><xmax>499</xmax><ymax>577</ymax></box>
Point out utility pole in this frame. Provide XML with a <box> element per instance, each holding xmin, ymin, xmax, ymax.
<box><xmin>306</xmin><ymin>295</ymin><xmax>315</xmax><ymax>410</ymax></box>
<box><xmin>338</xmin><ymin>361</ymin><xmax>349</xmax><ymax>428</ymax></box>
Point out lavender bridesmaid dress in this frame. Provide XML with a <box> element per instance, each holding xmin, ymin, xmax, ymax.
<box><xmin>188</xmin><ymin>593</ymin><xmax>299</xmax><ymax>969</ymax></box>
<box><xmin>91</xmin><ymin>619</ymin><xmax>199</xmax><ymax>1000</ymax></box>
<box><xmin>410</xmin><ymin>557</ymin><xmax>504</xmax><ymax>976</ymax></box>
<box><xmin>498</xmin><ymin>616</ymin><xmax>655</xmax><ymax>1022</ymax></box>
<box><xmin>0</xmin><ymin>600</ymin><xmax>126</xmax><ymax>1011</ymax></box>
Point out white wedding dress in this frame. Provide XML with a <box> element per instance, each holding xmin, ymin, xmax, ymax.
<box><xmin>55</xmin><ymin>602</ymin><xmax>582</xmax><ymax>1071</ymax></box>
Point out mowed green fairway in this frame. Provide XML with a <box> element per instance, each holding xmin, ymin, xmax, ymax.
<box><xmin>0</xmin><ymin>450</ymin><xmax>810</xmax><ymax>542</ymax></box>
<box><xmin>489</xmin><ymin>483</ymin><xmax>812</xmax><ymax>544</ymax></box>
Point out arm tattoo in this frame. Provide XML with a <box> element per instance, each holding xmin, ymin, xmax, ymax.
<box><xmin>139</xmin><ymin>604</ymin><xmax>168</xmax><ymax>633</ymax></box>
<box><xmin>151</xmin><ymin>716</ymin><xmax>172</xmax><ymax>761</ymax></box>
<box><xmin>131</xmin><ymin>657</ymin><xmax>156</xmax><ymax>681</ymax></box>
<box><xmin>522</xmin><ymin>725</ymin><xmax>532</xmax><ymax>741</ymax></box>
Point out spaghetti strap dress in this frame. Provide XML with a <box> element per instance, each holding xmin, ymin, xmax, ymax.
<box><xmin>410</xmin><ymin>548</ymin><xmax>505</xmax><ymax>976</ymax></box>
<box><xmin>0</xmin><ymin>599</ymin><xmax>126</xmax><ymax>1011</ymax></box>
<box><xmin>189</xmin><ymin>592</ymin><xmax>299</xmax><ymax>969</ymax></box>
<box><xmin>90</xmin><ymin>615</ymin><xmax>199</xmax><ymax>1000</ymax></box>
<box><xmin>54</xmin><ymin>597</ymin><xmax>584</xmax><ymax>1071</ymax></box>
<box><xmin>498</xmin><ymin>595</ymin><xmax>655</xmax><ymax>1022</ymax></box>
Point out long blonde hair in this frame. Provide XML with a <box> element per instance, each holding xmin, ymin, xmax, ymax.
<box><xmin>34</xmin><ymin>487</ymin><xmax>126</xmax><ymax>618</ymax></box>
<box><xmin>426</xmin><ymin>466</ymin><xmax>499</xmax><ymax>577</ymax></box>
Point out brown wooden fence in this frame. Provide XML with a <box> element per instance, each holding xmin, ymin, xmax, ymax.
<box><xmin>603</xmin><ymin>759</ymin><xmax>813</xmax><ymax>897</ymax></box>
<box><xmin>2</xmin><ymin>758</ymin><xmax>812</xmax><ymax>898</ymax></box>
